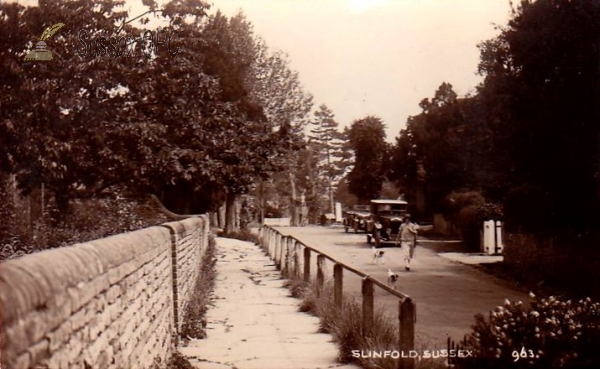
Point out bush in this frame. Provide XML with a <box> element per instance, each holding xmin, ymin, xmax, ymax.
<box><xmin>219</xmin><ymin>229</ymin><xmax>261</xmax><ymax>244</ymax></box>
<box><xmin>459</xmin><ymin>294</ymin><xmax>600</xmax><ymax>369</ymax></box>
<box><xmin>285</xmin><ymin>279</ymin><xmax>402</xmax><ymax>369</ymax></box>
<box><xmin>282</xmin><ymin>279</ymin><xmax>310</xmax><ymax>299</ymax></box>
<box><xmin>445</xmin><ymin>191</ymin><xmax>503</xmax><ymax>250</ymax></box>
<box><xmin>165</xmin><ymin>351</ymin><xmax>195</xmax><ymax>369</ymax></box>
<box><xmin>0</xmin><ymin>191</ymin><xmax>170</xmax><ymax>262</ymax></box>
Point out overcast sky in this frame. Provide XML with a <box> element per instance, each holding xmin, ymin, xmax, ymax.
<box><xmin>208</xmin><ymin>0</ymin><xmax>512</xmax><ymax>141</ymax></box>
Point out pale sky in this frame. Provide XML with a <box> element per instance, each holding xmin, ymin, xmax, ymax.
<box><xmin>208</xmin><ymin>0</ymin><xmax>512</xmax><ymax>141</ymax></box>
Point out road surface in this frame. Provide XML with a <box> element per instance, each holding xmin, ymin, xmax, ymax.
<box><xmin>274</xmin><ymin>225</ymin><xmax>530</xmax><ymax>349</ymax></box>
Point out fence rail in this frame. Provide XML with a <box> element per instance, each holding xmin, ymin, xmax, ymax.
<box><xmin>260</xmin><ymin>226</ymin><xmax>416</xmax><ymax>369</ymax></box>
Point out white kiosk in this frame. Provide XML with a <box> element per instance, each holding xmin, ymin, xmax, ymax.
<box><xmin>482</xmin><ymin>220</ymin><xmax>504</xmax><ymax>255</ymax></box>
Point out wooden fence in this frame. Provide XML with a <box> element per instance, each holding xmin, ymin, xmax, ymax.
<box><xmin>259</xmin><ymin>226</ymin><xmax>417</xmax><ymax>369</ymax></box>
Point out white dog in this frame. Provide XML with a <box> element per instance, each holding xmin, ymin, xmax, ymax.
<box><xmin>372</xmin><ymin>246</ymin><xmax>385</xmax><ymax>264</ymax></box>
<box><xmin>387</xmin><ymin>269</ymin><xmax>399</xmax><ymax>289</ymax></box>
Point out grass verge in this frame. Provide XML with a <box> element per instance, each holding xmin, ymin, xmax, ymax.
<box><xmin>179</xmin><ymin>234</ymin><xmax>217</xmax><ymax>342</ymax></box>
<box><xmin>165</xmin><ymin>351</ymin><xmax>196</xmax><ymax>369</ymax></box>
<box><xmin>168</xmin><ymin>233</ymin><xmax>217</xmax><ymax>368</ymax></box>
<box><xmin>283</xmin><ymin>277</ymin><xmax>446</xmax><ymax>369</ymax></box>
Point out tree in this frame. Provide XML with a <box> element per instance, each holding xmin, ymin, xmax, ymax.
<box><xmin>200</xmin><ymin>12</ymin><xmax>315</xmax><ymax>229</ymax></box>
<box><xmin>0</xmin><ymin>0</ymin><xmax>147</xmax><ymax>222</ymax></box>
<box><xmin>0</xmin><ymin>0</ymin><xmax>305</xmax><ymax>233</ymax></box>
<box><xmin>249</xmin><ymin>44</ymin><xmax>313</xmax><ymax>225</ymax></box>
<box><xmin>477</xmin><ymin>0</ymin><xmax>600</xmax><ymax>236</ymax></box>
<box><xmin>391</xmin><ymin>83</ymin><xmax>475</xmax><ymax>213</ymax></box>
<box><xmin>346</xmin><ymin>116</ymin><xmax>388</xmax><ymax>203</ymax></box>
<box><xmin>308</xmin><ymin>104</ymin><xmax>350</xmax><ymax>213</ymax></box>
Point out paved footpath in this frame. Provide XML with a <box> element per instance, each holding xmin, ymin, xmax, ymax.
<box><xmin>179</xmin><ymin>237</ymin><xmax>359</xmax><ymax>369</ymax></box>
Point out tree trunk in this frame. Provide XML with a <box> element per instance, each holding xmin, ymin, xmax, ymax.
<box><xmin>210</xmin><ymin>211</ymin><xmax>218</xmax><ymax>228</ymax></box>
<box><xmin>224</xmin><ymin>192</ymin><xmax>237</xmax><ymax>232</ymax></box>
<box><xmin>218</xmin><ymin>203</ymin><xmax>226</xmax><ymax>229</ymax></box>
<box><xmin>289</xmin><ymin>172</ymin><xmax>298</xmax><ymax>226</ymax></box>
<box><xmin>259</xmin><ymin>180</ymin><xmax>265</xmax><ymax>224</ymax></box>
<box><xmin>53</xmin><ymin>189</ymin><xmax>70</xmax><ymax>226</ymax></box>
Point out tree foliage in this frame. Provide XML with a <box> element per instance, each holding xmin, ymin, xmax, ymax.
<box><xmin>346</xmin><ymin>116</ymin><xmax>388</xmax><ymax>203</ymax></box>
<box><xmin>0</xmin><ymin>0</ymin><xmax>312</xmax><ymax>232</ymax></box>
<box><xmin>391</xmin><ymin>83</ymin><xmax>480</xmax><ymax>212</ymax></box>
<box><xmin>390</xmin><ymin>0</ymin><xmax>600</xmax><ymax>242</ymax></box>
<box><xmin>477</xmin><ymin>0</ymin><xmax>600</xmax><ymax>235</ymax></box>
<box><xmin>308</xmin><ymin>104</ymin><xmax>351</xmax><ymax>213</ymax></box>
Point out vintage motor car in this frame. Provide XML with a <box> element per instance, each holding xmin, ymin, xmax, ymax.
<box><xmin>342</xmin><ymin>205</ymin><xmax>370</xmax><ymax>233</ymax></box>
<box><xmin>366</xmin><ymin>199</ymin><xmax>409</xmax><ymax>247</ymax></box>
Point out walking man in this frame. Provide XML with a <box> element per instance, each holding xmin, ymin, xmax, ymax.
<box><xmin>397</xmin><ymin>214</ymin><xmax>418</xmax><ymax>271</ymax></box>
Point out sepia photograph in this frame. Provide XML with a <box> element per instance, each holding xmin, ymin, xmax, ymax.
<box><xmin>1</xmin><ymin>0</ymin><xmax>599</xmax><ymax>368</ymax></box>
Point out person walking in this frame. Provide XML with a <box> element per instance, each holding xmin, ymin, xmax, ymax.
<box><xmin>397</xmin><ymin>214</ymin><xmax>418</xmax><ymax>271</ymax></box>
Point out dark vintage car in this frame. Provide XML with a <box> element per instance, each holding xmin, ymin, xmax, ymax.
<box><xmin>365</xmin><ymin>199</ymin><xmax>409</xmax><ymax>247</ymax></box>
<box><xmin>342</xmin><ymin>205</ymin><xmax>370</xmax><ymax>233</ymax></box>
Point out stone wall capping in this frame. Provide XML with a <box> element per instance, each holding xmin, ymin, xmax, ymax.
<box><xmin>0</xmin><ymin>216</ymin><xmax>209</xmax><ymax>369</ymax></box>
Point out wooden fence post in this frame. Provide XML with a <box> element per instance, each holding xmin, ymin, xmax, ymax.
<box><xmin>398</xmin><ymin>298</ymin><xmax>416</xmax><ymax>369</ymax></box>
<box><xmin>274</xmin><ymin>234</ymin><xmax>279</xmax><ymax>264</ymax></box>
<box><xmin>281</xmin><ymin>237</ymin><xmax>289</xmax><ymax>276</ymax></box>
<box><xmin>293</xmin><ymin>242</ymin><xmax>299</xmax><ymax>278</ymax></box>
<box><xmin>279</xmin><ymin>235</ymin><xmax>285</xmax><ymax>271</ymax></box>
<box><xmin>286</xmin><ymin>238</ymin><xmax>293</xmax><ymax>277</ymax></box>
<box><xmin>303</xmin><ymin>248</ymin><xmax>311</xmax><ymax>283</ymax></box>
<box><xmin>334</xmin><ymin>263</ymin><xmax>343</xmax><ymax>309</ymax></box>
<box><xmin>362</xmin><ymin>277</ymin><xmax>374</xmax><ymax>338</ymax></box>
<box><xmin>269</xmin><ymin>229</ymin><xmax>274</xmax><ymax>257</ymax></box>
<box><xmin>275</xmin><ymin>234</ymin><xmax>282</xmax><ymax>267</ymax></box>
<box><xmin>316</xmin><ymin>254</ymin><xmax>325</xmax><ymax>296</ymax></box>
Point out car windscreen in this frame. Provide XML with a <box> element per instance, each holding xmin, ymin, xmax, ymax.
<box><xmin>376</xmin><ymin>204</ymin><xmax>407</xmax><ymax>215</ymax></box>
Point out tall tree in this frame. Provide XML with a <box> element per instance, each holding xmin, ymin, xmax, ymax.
<box><xmin>197</xmin><ymin>11</ymin><xmax>310</xmax><ymax>230</ymax></box>
<box><xmin>249</xmin><ymin>44</ymin><xmax>313</xmax><ymax>225</ymax></box>
<box><xmin>0</xmin><ymin>0</ymin><xmax>144</xmax><ymax>222</ymax></box>
<box><xmin>391</xmin><ymin>83</ymin><xmax>472</xmax><ymax>213</ymax></box>
<box><xmin>347</xmin><ymin>116</ymin><xmax>388</xmax><ymax>204</ymax></box>
<box><xmin>0</xmin><ymin>0</ymin><xmax>302</xmax><ymax>232</ymax></box>
<box><xmin>309</xmin><ymin>104</ymin><xmax>350</xmax><ymax>213</ymax></box>
<box><xmin>477</xmin><ymin>0</ymin><xmax>600</xmax><ymax>236</ymax></box>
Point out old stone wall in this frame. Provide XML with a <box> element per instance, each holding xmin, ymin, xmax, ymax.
<box><xmin>0</xmin><ymin>215</ymin><xmax>208</xmax><ymax>369</ymax></box>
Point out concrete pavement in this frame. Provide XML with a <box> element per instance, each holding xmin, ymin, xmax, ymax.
<box><xmin>179</xmin><ymin>237</ymin><xmax>359</xmax><ymax>369</ymax></box>
<box><xmin>438</xmin><ymin>252</ymin><xmax>502</xmax><ymax>265</ymax></box>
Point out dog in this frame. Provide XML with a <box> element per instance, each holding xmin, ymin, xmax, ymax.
<box><xmin>387</xmin><ymin>269</ymin><xmax>399</xmax><ymax>289</ymax></box>
<box><xmin>372</xmin><ymin>246</ymin><xmax>385</xmax><ymax>264</ymax></box>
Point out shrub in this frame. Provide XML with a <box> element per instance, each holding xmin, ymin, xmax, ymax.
<box><xmin>445</xmin><ymin>191</ymin><xmax>503</xmax><ymax>250</ymax></box>
<box><xmin>458</xmin><ymin>294</ymin><xmax>600</xmax><ymax>369</ymax></box>
<box><xmin>285</xmin><ymin>279</ymin><xmax>403</xmax><ymax>369</ymax></box>
<box><xmin>165</xmin><ymin>351</ymin><xmax>195</xmax><ymax>369</ymax></box>
<box><xmin>0</xmin><ymin>191</ymin><xmax>170</xmax><ymax>262</ymax></box>
<box><xmin>282</xmin><ymin>279</ymin><xmax>310</xmax><ymax>299</ymax></box>
<box><xmin>219</xmin><ymin>229</ymin><xmax>261</xmax><ymax>244</ymax></box>
<box><xmin>264</xmin><ymin>203</ymin><xmax>283</xmax><ymax>218</ymax></box>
